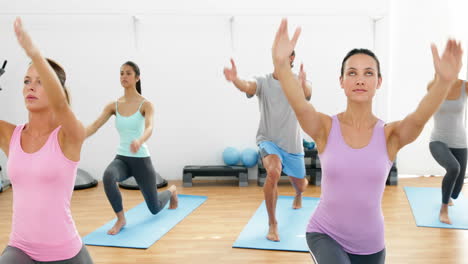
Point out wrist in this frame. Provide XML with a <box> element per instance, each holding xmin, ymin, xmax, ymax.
<box><xmin>434</xmin><ymin>75</ymin><xmax>456</xmax><ymax>86</ymax></box>
<box><xmin>273</xmin><ymin>59</ymin><xmax>290</xmax><ymax>70</ymax></box>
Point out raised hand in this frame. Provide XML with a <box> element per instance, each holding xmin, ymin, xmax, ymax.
<box><xmin>14</xmin><ymin>17</ymin><xmax>40</xmax><ymax>58</ymax></box>
<box><xmin>431</xmin><ymin>39</ymin><xmax>463</xmax><ymax>82</ymax></box>
<box><xmin>223</xmin><ymin>58</ymin><xmax>238</xmax><ymax>82</ymax></box>
<box><xmin>272</xmin><ymin>19</ymin><xmax>301</xmax><ymax>67</ymax></box>
<box><xmin>130</xmin><ymin>139</ymin><xmax>141</xmax><ymax>153</ymax></box>
<box><xmin>298</xmin><ymin>63</ymin><xmax>306</xmax><ymax>86</ymax></box>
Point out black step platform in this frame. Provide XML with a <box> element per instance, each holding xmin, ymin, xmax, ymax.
<box><xmin>183</xmin><ymin>165</ymin><xmax>248</xmax><ymax>187</ymax></box>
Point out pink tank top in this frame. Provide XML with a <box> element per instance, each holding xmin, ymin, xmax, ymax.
<box><xmin>307</xmin><ymin>115</ymin><xmax>393</xmax><ymax>254</ymax></box>
<box><xmin>7</xmin><ymin>124</ymin><xmax>82</xmax><ymax>261</ymax></box>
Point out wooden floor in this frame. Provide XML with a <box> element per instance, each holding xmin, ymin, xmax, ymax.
<box><xmin>1</xmin><ymin>176</ymin><xmax>467</xmax><ymax>264</ymax></box>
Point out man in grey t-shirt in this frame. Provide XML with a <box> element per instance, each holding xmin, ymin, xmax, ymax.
<box><xmin>223</xmin><ymin>51</ymin><xmax>311</xmax><ymax>241</ymax></box>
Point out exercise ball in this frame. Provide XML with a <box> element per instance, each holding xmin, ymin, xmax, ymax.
<box><xmin>241</xmin><ymin>148</ymin><xmax>259</xmax><ymax>168</ymax></box>
<box><xmin>74</xmin><ymin>168</ymin><xmax>98</xmax><ymax>190</ymax></box>
<box><xmin>223</xmin><ymin>147</ymin><xmax>240</xmax><ymax>166</ymax></box>
<box><xmin>119</xmin><ymin>172</ymin><xmax>168</xmax><ymax>190</ymax></box>
<box><xmin>308</xmin><ymin>141</ymin><xmax>316</xmax><ymax>149</ymax></box>
<box><xmin>303</xmin><ymin>139</ymin><xmax>316</xmax><ymax>150</ymax></box>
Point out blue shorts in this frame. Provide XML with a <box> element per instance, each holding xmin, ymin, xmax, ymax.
<box><xmin>258</xmin><ymin>141</ymin><xmax>305</xmax><ymax>179</ymax></box>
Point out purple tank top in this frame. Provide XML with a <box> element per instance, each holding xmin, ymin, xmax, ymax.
<box><xmin>307</xmin><ymin>115</ymin><xmax>393</xmax><ymax>254</ymax></box>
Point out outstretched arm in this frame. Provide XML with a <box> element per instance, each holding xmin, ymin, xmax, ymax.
<box><xmin>223</xmin><ymin>58</ymin><xmax>257</xmax><ymax>96</ymax></box>
<box><xmin>272</xmin><ymin>19</ymin><xmax>330</xmax><ymax>147</ymax></box>
<box><xmin>298</xmin><ymin>63</ymin><xmax>312</xmax><ymax>100</ymax></box>
<box><xmin>86</xmin><ymin>102</ymin><xmax>115</xmax><ymax>138</ymax></box>
<box><xmin>14</xmin><ymin>17</ymin><xmax>85</xmax><ymax>144</ymax></box>
<box><xmin>387</xmin><ymin>40</ymin><xmax>463</xmax><ymax>156</ymax></box>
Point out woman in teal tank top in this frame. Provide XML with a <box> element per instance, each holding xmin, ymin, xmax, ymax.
<box><xmin>86</xmin><ymin>61</ymin><xmax>178</xmax><ymax>235</ymax></box>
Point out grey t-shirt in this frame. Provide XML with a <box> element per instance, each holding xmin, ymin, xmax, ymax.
<box><xmin>248</xmin><ymin>73</ymin><xmax>304</xmax><ymax>154</ymax></box>
<box><xmin>430</xmin><ymin>81</ymin><xmax>467</xmax><ymax>148</ymax></box>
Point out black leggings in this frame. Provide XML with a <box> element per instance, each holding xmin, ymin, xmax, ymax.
<box><xmin>103</xmin><ymin>155</ymin><xmax>171</xmax><ymax>214</ymax></box>
<box><xmin>306</xmin><ymin>232</ymin><xmax>385</xmax><ymax>264</ymax></box>
<box><xmin>429</xmin><ymin>141</ymin><xmax>467</xmax><ymax>204</ymax></box>
<box><xmin>0</xmin><ymin>245</ymin><xmax>92</xmax><ymax>264</ymax></box>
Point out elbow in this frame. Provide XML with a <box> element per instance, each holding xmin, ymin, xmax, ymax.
<box><xmin>146</xmin><ymin>126</ymin><xmax>154</xmax><ymax>137</ymax></box>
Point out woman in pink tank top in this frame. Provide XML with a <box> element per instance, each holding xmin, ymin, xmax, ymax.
<box><xmin>271</xmin><ymin>19</ymin><xmax>462</xmax><ymax>264</ymax></box>
<box><xmin>0</xmin><ymin>18</ymin><xmax>93</xmax><ymax>263</ymax></box>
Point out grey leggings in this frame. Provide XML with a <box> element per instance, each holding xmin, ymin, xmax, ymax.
<box><xmin>306</xmin><ymin>232</ymin><xmax>385</xmax><ymax>264</ymax></box>
<box><xmin>429</xmin><ymin>141</ymin><xmax>467</xmax><ymax>204</ymax></box>
<box><xmin>0</xmin><ymin>245</ymin><xmax>93</xmax><ymax>264</ymax></box>
<box><xmin>103</xmin><ymin>155</ymin><xmax>171</xmax><ymax>214</ymax></box>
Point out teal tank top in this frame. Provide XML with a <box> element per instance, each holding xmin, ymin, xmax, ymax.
<box><xmin>115</xmin><ymin>100</ymin><xmax>150</xmax><ymax>157</ymax></box>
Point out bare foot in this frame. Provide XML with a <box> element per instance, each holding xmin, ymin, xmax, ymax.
<box><xmin>439</xmin><ymin>205</ymin><xmax>452</xmax><ymax>225</ymax></box>
<box><xmin>449</xmin><ymin>199</ymin><xmax>454</xmax><ymax>206</ymax></box>
<box><xmin>107</xmin><ymin>218</ymin><xmax>126</xmax><ymax>235</ymax></box>
<box><xmin>168</xmin><ymin>185</ymin><xmax>178</xmax><ymax>209</ymax></box>
<box><xmin>293</xmin><ymin>194</ymin><xmax>303</xmax><ymax>209</ymax></box>
<box><xmin>267</xmin><ymin>223</ymin><xmax>280</xmax><ymax>242</ymax></box>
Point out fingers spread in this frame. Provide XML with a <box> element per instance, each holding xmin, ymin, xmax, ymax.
<box><xmin>291</xmin><ymin>27</ymin><xmax>301</xmax><ymax>48</ymax></box>
<box><xmin>430</xmin><ymin>43</ymin><xmax>440</xmax><ymax>69</ymax></box>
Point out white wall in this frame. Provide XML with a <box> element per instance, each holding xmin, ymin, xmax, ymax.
<box><xmin>2</xmin><ymin>1</ymin><xmax>468</xmax><ymax>179</ymax></box>
<box><xmin>0</xmin><ymin>0</ymin><xmax>388</xmax><ymax>16</ymax></box>
<box><xmin>0</xmin><ymin>0</ymin><xmax>385</xmax><ymax>180</ymax></box>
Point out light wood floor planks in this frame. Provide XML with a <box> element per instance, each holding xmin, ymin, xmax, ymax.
<box><xmin>1</xmin><ymin>176</ymin><xmax>467</xmax><ymax>263</ymax></box>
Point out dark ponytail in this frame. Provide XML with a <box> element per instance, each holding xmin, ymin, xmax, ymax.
<box><xmin>123</xmin><ymin>61</ymin><xmax>142</xmax><ymax>95</ymax></box>
<box><xmin>136</xmin><ymin>79</ymin><xmax>141</xmax><ymax>95</ymax></box>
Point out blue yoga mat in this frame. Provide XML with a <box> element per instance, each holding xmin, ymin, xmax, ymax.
<box><xmin>83</xmin><ymin>194</ymin><xmax>207</xmax><ymax>248</ymax></box>
<box><xmin>233</xmin><ymin>196</ymin><xmax>319</xmax><ymax>252</ymax></box>
<box><xmin>404</xmin><ymin>186</ymin><xmax>468</xmax><ymax>229</ymax></box>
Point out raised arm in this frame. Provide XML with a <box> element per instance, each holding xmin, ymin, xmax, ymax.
<box><xmin>272</xmin><ymin>19</ymin><xmax>330</xmax><ymax>149</ymax></box>
<box><xmin>387</xmin><ymin>40</ymin><xmax>463</xmax><ymax>157</ymax></box>
<box><xmin>86</xmin><ymin>102</ymin><xmax>115</xmax><ymax>138</ymax></box>
<box><xmin>298</xmin><ymin>63</ymin><xmax>312</xmax><ymax>100</ymax></box>
<box><xmin>223</xmin><ymin>58</ymin><xmax>257</xmax><ymax>96</ymax></box>
<box><xmin>14</xmin><ymin>18</ymin><xmax>85</xmax><ymax>143</ymax></box>
<box><xmin>130</xmin><ymin>101</ymin><xmax>154</xmax><ymax>153</ymax></box>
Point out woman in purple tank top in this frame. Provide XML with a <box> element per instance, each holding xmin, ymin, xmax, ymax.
<box><xmin>270</xmin><ymin>19</ymin><xmax>462</xmax><ymax>264</ymax></box>
<box><xmin>0</xmin><ymin>18</ymin><xmax>93</xmax><ymax>263</ymax></box>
